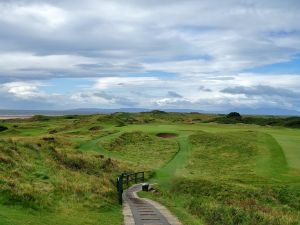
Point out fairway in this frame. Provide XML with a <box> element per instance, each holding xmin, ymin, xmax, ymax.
<box><xmin>268</xmin><ymin>132</ymin><xmax>300</xmax><ymax>170</ymax></box>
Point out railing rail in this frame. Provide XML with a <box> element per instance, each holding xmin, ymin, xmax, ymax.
<box><xmin>116</xmin><ymin>171</ymin><xmax>145</xmax><ymax>204</ymax></box>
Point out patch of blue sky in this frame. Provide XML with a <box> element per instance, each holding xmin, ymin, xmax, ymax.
<box><xmin>144</xmin><ymin>54</ymin><xmax>212</xmax><ymax>63</ymax></box>
<box><xmin>127</xmin><ymin>70</ymin><xmax>177</xmax><ymax>78</ymax></box>
<box><xmin>243</xmin><ymin>54</ymin><xmax>300</xmax><ymax>74</ymax></box>
<box><xmin>40</xmin><ymin>78</ymin><xmax>95</xmax><ymax>94</ymax></box>
<box><xmin>268</xmin><ymin>30</ymin><xmax>300</xmax><ymax>37</ymax></box>
<box><xmin>172</xmin><ymin>54</ymin><xmax>212</xmax><ymax>61</ymax></box>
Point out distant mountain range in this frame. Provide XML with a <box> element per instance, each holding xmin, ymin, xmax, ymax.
<box><xmin>0</xmin><ymin>107</ymin><xmax>300</xmax><ymax>116</ymax></box>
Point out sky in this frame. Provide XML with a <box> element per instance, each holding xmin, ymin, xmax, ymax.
<box><xmin>0</xmin><ymin>0</ymin><xmax>300</xmax><ymax>112</ymax></box>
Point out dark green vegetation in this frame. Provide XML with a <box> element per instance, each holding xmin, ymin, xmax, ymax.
<box><xmin>0</xmin><ymin>112</ymin><xmax>300</xmax><ymax>224</ymax></box>
<box><xmin>0</xmin><ymin>125</ymin><xmax>8</xmax><ymax>132</ymax></box>
<box><xmin>209</xmin><ymin>112</ymin><xmax>300</xmax><ymax>128</ymax></box>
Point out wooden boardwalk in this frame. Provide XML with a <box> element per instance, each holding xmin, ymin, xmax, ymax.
<box><xmin>123</xmin><ymin>184</ymin><xmax>182</xmax><ymax>225</ymax></box>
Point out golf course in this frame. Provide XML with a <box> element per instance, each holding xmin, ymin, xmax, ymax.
<box><xmin>0</xmin><ymin>111</ymin><xmax>299</xmax><ymax>224</ymax></box>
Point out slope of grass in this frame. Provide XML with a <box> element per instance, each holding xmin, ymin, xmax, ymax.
<box><xmin>144</xmin><ymin>131</ymin><xmax>300</xmax><ymax>225</ymax></box>
<box><xmin>100</xmin><ymin>131</ymin><xmax>179</xmax><ymax>169</ymax></box>
<box><xmin>269</xmin><ymin>132</ymin><xmax>300</xmax><ymax>170</ymax></box>
<box><xmin>0</xmin><ymin>138</ymin><xmax>130</xmax><ymax>225</ymax></box>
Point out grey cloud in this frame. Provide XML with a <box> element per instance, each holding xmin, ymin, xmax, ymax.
<box><xmin>221</xmin><ymin>85</ymin><xmax>299</xmax><ymax>98</ymax></box>
<box><xmin>167</xmin><ymin>91</ymin><xmax>182</xmax><ymax>98</ymax></box>
<box><xmin>205</xmin><ymin>76</ymin><xmax>235</xmax><ymax>81</ymax></box>
<box><xmin>76</xmin><ymin>62</ymin><xmax>144</xmax><ymax>73</ymax></box>
<box><xmin>93</xmin><ymin>92</ymin><xmax>114</xmax><ymax>100</ymax></box>
<box><xmin>198</xmin><ymin>85</ymin><xmax>212</xmax><ymax>92</ymax></box>
<box><xmin>88</xmin><ymin>91</ymin><xmax>137</xmax><ymax>107</ymax></box>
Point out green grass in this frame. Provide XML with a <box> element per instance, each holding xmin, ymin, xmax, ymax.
<box><xmin>0</xmin><ymin>204</ymin><xmax>122</xmax><ymax>225</ymax></box>
<box><xmin>1</xmin><ymin>112</ymin><xmax>300</xmax><ymax>224</ymax></box>
<box><xmin>100</xmin><ymin>131</ymin><xmax>178</xmax><ymax>169</ymax></box>
<box><xmin>144</xmin><ymin>130</ymin><xmax>300</xmax><ymax>225</ymax></box>
<box><xmin>0</xmin><ymin>137</ymin><xmax>129</xmax><ymax>225</ymax></box>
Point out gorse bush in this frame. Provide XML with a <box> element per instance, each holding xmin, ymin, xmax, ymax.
<box><xmin>209</xmin><ymin>113</ymin><xmax>300</xmax><ymax>128</ymax></box>
<box><xmin>0</xmin><ymin>125</ymin><xmax>8</xmax><ymax>132</ymax></box>
<box><xmin>226</xmin><ymin>112</ymin><xmax>242</xmax><ymax>120</ymax></box>
<box><xmin>30</xmin><ymin>115</ymin><xmax>51</xmax><ymax>121</ymax></box>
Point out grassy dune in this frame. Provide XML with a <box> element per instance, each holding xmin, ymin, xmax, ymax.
<box><xmin>143</xmin><ymin>130</ymin><xmax>300</xmax><ymax>225</ymax></box>
<box><xmin>0</xmin><ymin>138</ymin><xmax>128</xmax><ymax>225</ymax></box>
<box><xmin>1</xmin><ymin>112</ymin><xmax>300</xmax><ymax>224</ymax></box>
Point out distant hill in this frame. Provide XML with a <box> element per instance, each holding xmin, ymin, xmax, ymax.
<box><xmin>222</xmin><ymin>107</ymin><xmax>300</xmax><ymax>116</ymax></box>
<box><xmin>0</xmin><ymin>107</ymin><xmax>299</xmax><ymax>116</ymax></box>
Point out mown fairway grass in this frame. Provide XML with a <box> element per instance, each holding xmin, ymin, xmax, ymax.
<box><xmin>0</xmin><ymin>113</ymin><xmax>300</xmax><ymax>224</ymax></box>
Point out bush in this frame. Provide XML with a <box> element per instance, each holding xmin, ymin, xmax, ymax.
<box><xmin>31</xmin><ymin>115</ymin><xmax>50</xmax><ymax>121</ymax></box>
<box><xmin>226</xmin><ymin>112</ymin><xmax>242</xmax><ymax>120</ymax></box>
<box><xmin>0</xmin><ymin>125</ymin><xmax>8</xmax><ymax>132</ymax></box>
<box><xmin>150</xmin><ymin>110</ymin><xmax>167</xmax><ymax>114</ymax></box>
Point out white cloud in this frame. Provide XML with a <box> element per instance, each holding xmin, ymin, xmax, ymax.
<box><xmin>93</xmin><ymin>77</ymin><xmax>160</xmax><ymax>90</ymax></box>
<box><xmin>0</xmin><ymin>81</ymin><xmax>45</xmax><ymax>99</ymax></box>
<box><xmin>0</xmin><ymin>3</ymin><xmax>67</xmax><ymax>30</ymax></box>
<box><xmin>0</xmin><ymin>53</ymin><xmax>94</xmax><ymax>71</ymax></box>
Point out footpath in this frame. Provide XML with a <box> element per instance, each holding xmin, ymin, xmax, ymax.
<box><xmin>122</xmin><ymin>184</ymin><xmax>182</xmax><ymax>225</ymax></box>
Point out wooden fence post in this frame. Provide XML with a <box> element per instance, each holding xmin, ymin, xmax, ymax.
<box><xmin>117</xmin><ymin>174</ymin><xmax>123</xmax><ymax>205</ymax></box>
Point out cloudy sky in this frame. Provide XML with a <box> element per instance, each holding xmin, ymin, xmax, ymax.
<box><xmin>0</xmin><ymin>0</ymin><xmax>300</xmax><ymax>112</ymax></box>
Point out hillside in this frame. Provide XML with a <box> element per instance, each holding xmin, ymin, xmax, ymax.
<box><xmin>0</xmin><ymin>112</ymin><xmax>300</xmax><ymax>224</ymax></box>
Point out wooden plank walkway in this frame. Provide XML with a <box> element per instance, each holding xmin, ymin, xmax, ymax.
<box><xmin>123</xmin><ymin>184</ymin><xmax>182</xmax><ymax>225</ymax></box>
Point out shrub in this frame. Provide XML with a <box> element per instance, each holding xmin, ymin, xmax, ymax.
<box><xmin>31</xmin><ymin>115</ymin><xmax>50</xmax><ymax>121</ymax></box>
<box><xmin>0</xmin><ymin>125</ymin><xmax>8</xmax><ymax>132</ymax></box>
<box><xmin>150</xmin><ymin>110</ymin><xmax>167</xmax><ymax>114</ymax></box>
<box><xmin>226</xmin><ymin>112</ymin><xmax>242</xmax><ymax>120</ymax></box>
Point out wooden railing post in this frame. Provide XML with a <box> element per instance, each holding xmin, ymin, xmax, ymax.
<box><xmin>117</xmin><ymin>174</ymin><xmax>124</xmax><ymax>205</ymax></box>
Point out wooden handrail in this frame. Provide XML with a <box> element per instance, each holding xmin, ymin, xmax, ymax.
<box><xmin>116</xmin><ymin>171</ymin><xmax>146</xmax><ymax>204</ymax></box>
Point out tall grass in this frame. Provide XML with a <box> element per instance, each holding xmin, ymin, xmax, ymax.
<box><xmin>0</xmin><ymin>138</ymin><xmax>131</xmax><ymax>224</ymax></box>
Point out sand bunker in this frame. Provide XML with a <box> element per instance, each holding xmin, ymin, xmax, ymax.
<box><xmin>156</xmin><ymin>133</ymin><xmax>178</xmax><ymax>138</ymax></box>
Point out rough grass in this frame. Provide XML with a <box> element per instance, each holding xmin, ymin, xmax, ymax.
<box><xmin>0</xmin><ymin>138</ymin><xmax>130</xmax><ymax>225</ymax></box>
<box><xmin>144</xmin><ymin>131</ymin><xmax>300</xmax><ymax>225</ymax></box>
<box><xmin>101</xmin><ymin>131</ymin><xmax>178</xmax><ymax>169</ymax></box>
